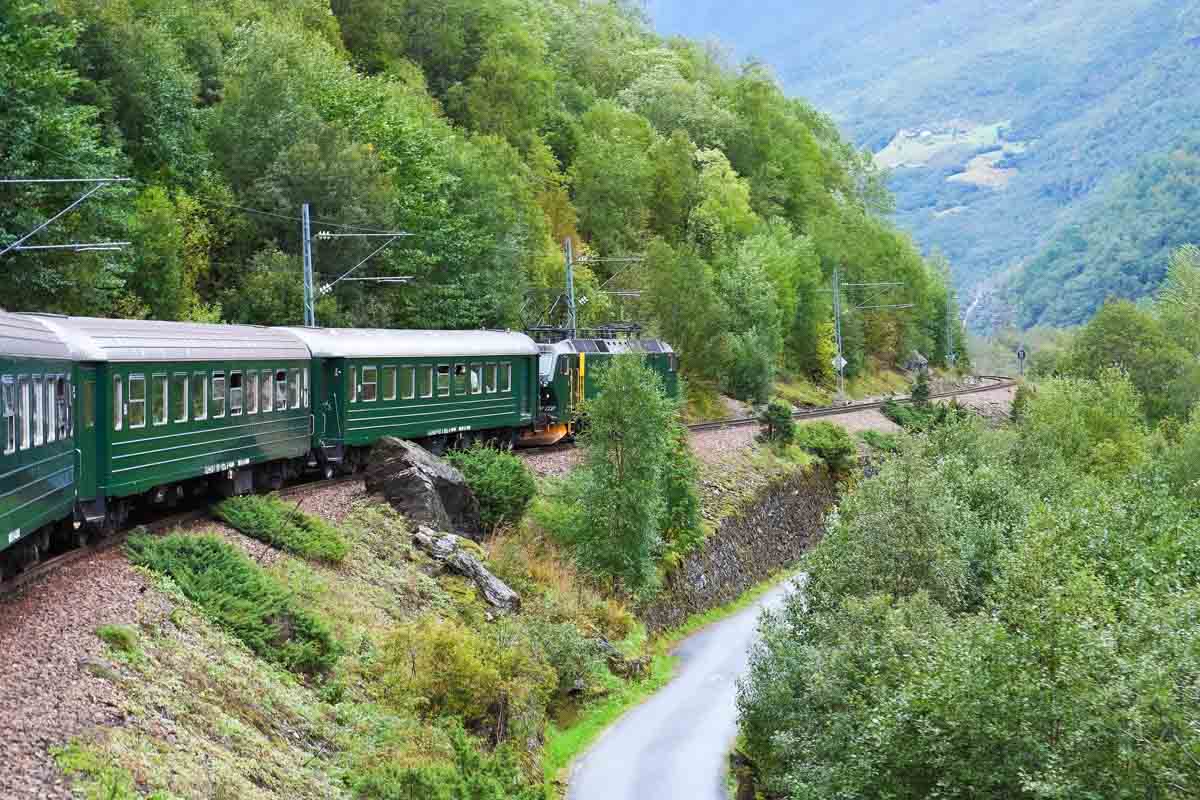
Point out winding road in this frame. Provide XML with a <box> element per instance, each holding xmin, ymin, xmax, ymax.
<box><xmin>568</xmin><ymin>578</ymin><xmax>799</xmax><ymax>800</ymax></box>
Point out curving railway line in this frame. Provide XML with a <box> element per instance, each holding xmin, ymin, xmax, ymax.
<box><xmin>2</xmin><ymin>375</ymin><xmax>1014</xmax><ymax>598</ymax></box>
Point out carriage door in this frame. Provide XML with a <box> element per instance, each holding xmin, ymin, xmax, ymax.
<box><xmin>320</xmin><ymin>359</ymin><xmax>345</xmax><ymax>446</ymax></box>
<box><xmin>74</xmin><ymin>366</ymin><xmax>99</xmax><ymax>502</ymax></box>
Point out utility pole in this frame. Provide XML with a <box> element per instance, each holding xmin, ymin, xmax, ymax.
<box><xmin>832</xmin><ymin>264</ymin><xmax>847</xmax><ymax>402</ymax></box>
<box><xmin>564</xmin><ymin>237</ymin><xmax>577</xmax><ymax>338</ymax></box>
<box><xmin>827</xmin><ymin>264</ymin><xmax>915</xmax><ymax>404</ymax></box>
<box><xmin>301</xmin><ymin>203</ymin><xmax>315</xmax><ymax>327</ymax></box>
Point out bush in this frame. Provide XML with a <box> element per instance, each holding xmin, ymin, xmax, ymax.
<box><xmin>758</xmin><ymin>399</ymin><xmax>795</xmax><ymax>443</ymax></box>
<box><xmin>214</xmin><ymin>494</ymin><xmax>348</xmax><ymax>563</ymax></box>
<box><xmin>793</xmin><ymin>421</ymin><xmax>856</xmax><ymax>473</ymax></box>
<box><xmin>882</xmin><ymin>398</ymin><xmax>970</xmax><ymax>432</ymax></box>
<box><xmin>377</xmin><ymin>614</ymin><xmax>554</xmax><ymax>742</ymax></box>
<box><xmin>524</xmin><ymin>619</ymin><xmax>604</xmax><ymax>695</ymax></box>
<box><xmin>351</xmin><ymin>721</ymin><xmax>540</xmax><ymax>800</ymax></box>
<box><xmin>445</xmin><ymin>445</ymin><xmax>536</xmax><ymax>533</ymax></box>
<box><xmin>910</xmin><ymin>369</ymin><xmax>931</xmax><ymax>403</ymax></box>
<box><xmin>95</xmin><ymin>624</ymin><xmax>139</xmax><ymax>654</ymax></box>
<box><xmin>126</xmin><ymin>533</ymin><xmax>341</xmax><ymax>674</ymax></box>
<box><xmin>858</xmin><ymin>429</ymin><xmax>901</xmax><ymax>453</ymax></box>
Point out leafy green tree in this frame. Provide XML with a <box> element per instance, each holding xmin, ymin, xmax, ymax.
<box><xmin>569</xmin><ymin>101</ymin><xmax>655</xmax><ymax>256</ymax></box>
<box><xmin>127</xmin><ymin>187</ymin><xmax>219</xmax><ymax>321</ymax></box>
<box><xmin>568</xmin><ymin>355</ymin><xmax>676</xmax><ymax>594</ymax></box>
<box><xmin>1158</xmin><ymin>243</ymin><xmax>1200</xmax><ymax>356</ymax></box>
<box><xmin>1063</xmin><ymin>299</ymin><xmax>1192</xmax><ymax>422</ymax></box>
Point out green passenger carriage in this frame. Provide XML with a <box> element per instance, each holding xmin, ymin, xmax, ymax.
<box><xmin>32</xmin><ymin>316</ymin><xmax>314</xmax><ymax>529</ymax></box>
<box><xmin>0</xmin><ymin>311</ymin><xmax>76</xmax><ymax>575</ymax></box>
<box><xmin>281</xmin><ymin>328</ymin><xmax>541</xmax><ymax>463</ymax></box>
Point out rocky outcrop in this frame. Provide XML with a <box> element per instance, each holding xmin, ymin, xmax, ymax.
<box><xmin>641</xmin><ymin>466</ymin><xmax>838</xmax><ymax>633</ymax></box>
<box><xmin>412</xmin><ymin>526</ymin><xmax>521</xmax><ymax>613</ymax></box>
<box><xmin>365</xmin><ymin>437</ymin><xmax>483</xmax><ymax>537</ymax></box>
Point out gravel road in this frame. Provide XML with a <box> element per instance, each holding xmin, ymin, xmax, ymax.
<box><xmin>568</xmin><ymin>578</ymin><xmax>798</xmax><ymax>800</ymax></box>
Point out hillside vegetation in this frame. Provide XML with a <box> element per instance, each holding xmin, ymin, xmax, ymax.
<box><xmin>648</xmin><ymin>0</ymin><xmax>1200</xmax><ymax>330</ymax></box>
<box><xmin>1</xmin><ymin>0</ymin><xmax>963</xmax><ymax>401</ymax></box>
<box><xmin>737</xmin><ymin>248</ymin><xmax>1200</xmax><ymax>799</ymax></box>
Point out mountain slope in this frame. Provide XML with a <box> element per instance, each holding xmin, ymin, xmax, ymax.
<box><xmin>646</xmin><ymin>0</ymin><xmax>1200</xmax><ymax>329</ymax></box>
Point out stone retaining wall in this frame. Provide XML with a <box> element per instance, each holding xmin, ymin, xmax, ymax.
<box><xmin>640</xmin><ymin>465</ymin><xmax>839</xmax><ymax>633</ymax></box>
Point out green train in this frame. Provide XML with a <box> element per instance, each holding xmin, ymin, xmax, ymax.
<box><xmin>0</xmin><ymin>311</ymin><xmax>676</xmax><ymax>578</ymax></box>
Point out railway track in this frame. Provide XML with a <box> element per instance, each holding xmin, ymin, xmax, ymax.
<box><xmin>5</xmin><ymin>378</ymin><xmax>1015</xmax><ymax>597</ymax></box>
<box><xmin>687</xmin><ymin>375</ymin><xmax>1016</xmax><ymax>433</ymax></box>
<box><xmin>0</xmin><ymin>476</ymin><xmax>358</xmax><ymax>599</ymax></box>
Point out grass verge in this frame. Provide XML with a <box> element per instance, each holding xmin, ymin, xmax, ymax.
<box><xmin>540</xmin><ymin>569</ymin><xmax>802</xmax><ymax>796</ymax></box>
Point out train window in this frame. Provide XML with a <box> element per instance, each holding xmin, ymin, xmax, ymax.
<box><xmin>229</xmin><ymin>372</ymin><xmax>243</xmax><ymax>417</ymax></box>
<box><xmin>485</xmin><ymin>364</ymin><xmax>497</xmax><ymax>394</ymax></box>
<box><xmin>260</xmin><ymin>370</ymin><xmax>273</xmax><ymax>413</ymax></box>
<box><xmin>419</xmin><ymin>366</ymin><xmax>433</xmax><ymax>399</ymax></box>
<box><xmin>470</xmin><ymin>365</ymin><xmax>483</xmax><ymax>395</ymax></box>
<box><xmin>113</xmin><ymin>375</ymin><xmax>124</xmax><ymax>431</ymax></box>
<box><xmin>453</xmin><ymin>364</ymin><xmax>467</xmax><ymax>396</ymax></box>
<box><xmin>192</xmin><ymin>373</ymin><xmax>208</xmax><ymax>421</ymax></box>
<box><xmin>82</xmin><ymin>379</ymin><xmax>95</xmax><ymax>431</ymax></box>
<box><xmin>55</xmin><ymin>377</ymin><xmax>69</xmax><ymax>440</ymax></box>
<box><xmin>17</xmin><ymin>377</ymin><xmax>30</xmax><ymax>449</ymax></box>
<box><xmin>32</xmin><ymin>376</ymin><xmax>44</xmax><ymax>447</ymax></box>
<box><xmin>45</xmin><ymin>378</ymin><xmax>56</xmax><ymax>444</ymax></box>
<box><xmin>171</xmin><ymin>374</ymin><xmax>188</xmax><ymax>423</ymax></box>
<box><xmin>152</xmin><ymin>374</ymin><xmax>168</xmax><ymax>426</ymax></box>
<box><xmin>289</xmin><ymin>369</ymin><xmax>301</xmax><ymax>409</ymax></box>
<box><xmin>18</xmin><ymin>377</ymin><xmax>30</xmax><ymax>449</ymax></box>
<box><xmin>246</xmin><ymin>372</ymin><xmax>258</xmax><ymax>415</ymax></box>
<box><xmin>128</xmin><ymin>375</ymin><xmax>146</xmax><ymax>429</ymax></box>
<box><xmin>275</xmin><ymin>370</ymin><xmax>287</xmax><ymax>410</ymax></box>
<box><xmin>303</xmin><ymin>369</ymin><xmax>310</xmax><ymax>408</ymax></box>
<box><xmin>64</xmin><ymin>378</ymin><xmax>72</xmax><ymax>437</ymax></box>
<box><xmin>499</xmin><ymin>363</ymin><xmax>512</xmax><ymax>393</ymax></box>
<box><xmin>382</xmin><ymin>367</ymin><xmax>397</xmax><ymax>401</ymax></box>
<box><xmin>349</xmin><ymin>367</ymin><xmax>358</xmax><ymax>403</ymax></box>
<box><xmin>212</xmin><ymin>372</ymin><xmax>226</xmax><ymax>419</ymax></box>
<box><xmin>361</xmin><ymin>367</ymin><xmax>377</xmax><ymax>403</ymax></box>
<box><xmin>401</xmin><ymin>366</ymin><xmax>416</xmax><ymax>400</ymax></box>
<box><xmin>437</xmin><ymin>366</ymin><xmax>450</xmax><ymax>397</ymax></box>
<box><xmin>2</xmin><ymin>376</ymin><xmax>14</xmax><ymax>455</ymax></box>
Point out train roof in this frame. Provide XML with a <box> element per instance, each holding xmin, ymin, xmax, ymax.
<box><xmin>0</xmin><ymin>310</ymin><xmax>72</xmax><ymax>361</ymax></box>
<box><xmin>21</xmin><ymin>315</ymin><xmax>311</xmax><ymax>363</ymax></box>
<box><xmin>277</xmin><ymin>327</ymin><xmax>540</xmax><ymax>359</ymax></box>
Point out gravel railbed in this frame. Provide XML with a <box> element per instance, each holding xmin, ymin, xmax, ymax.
<box><xmin>0</xmin><ymin>550</ymin><xmax>169</xmax><ymax>799</ymax></box>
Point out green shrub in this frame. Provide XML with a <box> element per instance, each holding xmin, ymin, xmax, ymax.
<box><xmin>882</xmin><ymin>398</ymin><xmax>970</xmax><ymax>432</ymax></box>
<box><xmin>524</xmin><ymin>619</ymin><xmax>604</xmax><ymax>696</ymax></box>
<box><xmin>445</xmin><ymin>445</ymin><xmax>536</xmax><ymax>532</ymax></box>
<box><xmin>214</xmin><ymin>494</ymin><xmax>348</xmax><ymax>563</ymax></box>
<box><xmin>377</xmin><ymin>614</ymin><xmax>554</xmax><ymax>741</ymax></box>
<box><xmin>793</xmin><ymin>422</ymin><xmax>856</xmax><ymax>473</ymax></box>
<box><xmin>351</xmin><ymin>721</ymin><xmax>540</xmax><ymax>800</ymax></box>
<box><xmin>95</xmin><ymin>624</ymin><xmax>139</xmax><ymax>654</ymax></box>
<box><xmin>910</xmin><ymin>369</ymin><xmax>931</xmax><ymax>404</ymax></box>
<box><xmin>758</xmin><ymin>399</ymin><xmax>795</xmax><ymax>443</ymax></box>
<box><xmin>858</xmin><ymin>430</ymin><xmax>901</xmax><ymax>453</ymax></box>
<box><xmin>126</xmin><ymin>533</ymin><xmax>341</xmax><ymax>674</ymax></box>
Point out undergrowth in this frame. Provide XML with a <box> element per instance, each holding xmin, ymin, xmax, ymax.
<box><xmin>126</xmin><ymin>532</ymin><xmax>341</xmax><ymax>675</ymax></box>
<box><xmin>215</xmin><ymin>494</ymin><xmax>349</xmax><ymax>563</ymax></box>
<box><xmin>446</xmin><ymin>446</ymin><xmax>537</xmax><ymax>532</ymax></box>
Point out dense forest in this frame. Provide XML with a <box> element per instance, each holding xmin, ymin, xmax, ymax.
<box><xmin>738</xmin><ymin>244</ymin><xmax>1200</xmax><ymax>799</ymax></box>
<box><xmin>648</xmin><ymin>0</ymin><xmax>1200</xmax><ymax>330</ymax></box>
<box><xmin>0</xmin><ymin>0</ymin><xmax>964</xmax><ymax>403</ymax></box>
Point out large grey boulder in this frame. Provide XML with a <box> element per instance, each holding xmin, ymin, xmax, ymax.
<box><xmin>365</xmin><ymin>437</ymin><xmax>482</xmax><ymax>537</ymax></box>
<box><xmin>413</xmin><ymin>526</ymin><xmax>521</xmax><ymax>613</ymax></box>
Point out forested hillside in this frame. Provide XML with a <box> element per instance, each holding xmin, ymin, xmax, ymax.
<box><xmin>648</xmin><ymin>0</ymin><xmax>1200</xmax><ymax>330</ymax></box>
<box><xmin>0</xmin><ymin>0</ymin><xmax>962</xmax><ymax>403</ymax></box>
